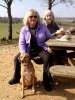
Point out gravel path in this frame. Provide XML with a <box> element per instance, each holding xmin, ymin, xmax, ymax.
<box><xmin>0</xmin><ymin>44</ymin><xmax>75</xmax><ymax>100</ymax></box>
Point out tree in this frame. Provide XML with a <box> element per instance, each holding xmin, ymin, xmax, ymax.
<box><xmin>37</xmin><ymin>0</ymin><xmax>75</xmax><ymax>10</ymax></box>
<box><xmin>0</xmin><ymin>0</ymin><xmax>14</xmax><ymax>39</ymax></box>
<box><xmin>0</xmin><ymin>0</ymin><xmax>22</xmax><ymax>40</ymax></box>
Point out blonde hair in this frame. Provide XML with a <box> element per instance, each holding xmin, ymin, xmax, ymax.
<box><xmin>43</xmin><ymin>9</ymin><xmax>54</xmax><ymax>24</ymax></box>
<box><xmin>23</xmin><ymin>9</ymin><xmax>41</xmax><ymax>26</ymax></box>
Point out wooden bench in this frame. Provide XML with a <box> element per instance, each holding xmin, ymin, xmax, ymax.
<box><xmin>67</xmin><ymin>51</ymin><xmax>75</xmax><ymax>68</ymax></box>
<box><xmin>49</xmin><ymin>65</ymin><xmax>75</xmax><ymax>82</ymax></box>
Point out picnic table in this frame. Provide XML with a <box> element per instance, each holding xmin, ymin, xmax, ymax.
<box><xmin>45</xmin><ymin>34</ymin><xmax>75</xmax><ymax>81</ymax></box>
<box><xmin>46</xmin><ymin>35</ymin><xmax>75</xmax><ymax>50</ymax></box>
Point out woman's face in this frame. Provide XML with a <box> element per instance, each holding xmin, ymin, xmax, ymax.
<box><xmin>28</xmin><ymin>12</ymin><xmax>38</xmax><ymax>28</ymax></box>
<box><xmin>45</xmin><ymin>14</ymin><xmax>53</xmax><ymax>25</ymax></box>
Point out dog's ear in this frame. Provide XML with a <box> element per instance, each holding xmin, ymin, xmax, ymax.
<box><xmin>18</xmin><ymin>53</ymin><xmax>24</xmax><ymax>62</ymax></box>
<box><xmin>19</xmin><ymin>53</ymin><xmax>24</xmax><ymax>62</ymax></box>
<box><xmin>26</xmin><ymin>53</ymin><xmax>31</xmax><ymax>60</ymax></box>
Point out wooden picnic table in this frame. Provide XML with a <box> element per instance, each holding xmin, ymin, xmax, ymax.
<box><xmin>45</xmin><ymin>35</ymin><xmax>75</xmax><ymax>50</ymax></box>
<box><xmin>45</xmin><ymin>34</ymin><xmax>75</xmax><ymax>81</ymax></box>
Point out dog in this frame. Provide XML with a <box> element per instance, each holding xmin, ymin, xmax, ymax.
<box><xmin>20</xmin><ymin>53</ymin><xmax>37</xmax><ymax>98</ymax></box>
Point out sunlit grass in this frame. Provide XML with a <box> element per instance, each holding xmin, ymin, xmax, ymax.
<box><xmin>0</xmin><ymin>23</ymin><xmax>23</xmax><ymax>39</ymax></box>
<box><xmin>0</xmin><ymin>21</ymin><xmax>75</xmax><ymax>40</ymax></box>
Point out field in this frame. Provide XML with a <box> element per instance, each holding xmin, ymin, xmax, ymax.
<box><xmin>0</xmin><ymin>20</ymin><xmax>75</xmax><ymax>40</ymax></box>
<box><xmin>56</xmin><ymin>20</ymin><xmax>75</xmax><ymax>28</ymax></box>
<box><xmin>0</xmin><ymin>23</ymin><xmax>22</xmax><ymax>39</ymax></box>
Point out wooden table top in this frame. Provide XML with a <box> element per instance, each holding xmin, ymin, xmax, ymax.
<box><xmin>45</xmin><ymin>35</ymin><xmax>75</xmax><ymax>50</ymax></box>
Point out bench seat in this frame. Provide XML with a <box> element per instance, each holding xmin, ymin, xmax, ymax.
<box><xmin>50</xmin><ymin>65</ymin><xmax>75</xmax><ymax>81</ymax></box>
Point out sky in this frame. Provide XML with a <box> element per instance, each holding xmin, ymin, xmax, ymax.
<box><xmin>0</xmin><ymin>0</ymin><xmax>75</xmax><ymax>18</ymax></box>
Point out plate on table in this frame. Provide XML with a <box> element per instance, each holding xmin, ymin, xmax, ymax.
<box><xmin>56</xmin><ymin>35</ymin><xmax>69</xmax><ymax>41</ymax></box>
<box><xmin>56</xmin><ymin>38</ymin><xmax>69</xmax><ymax>42</ymax></box>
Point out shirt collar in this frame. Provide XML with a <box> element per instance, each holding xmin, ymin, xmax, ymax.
<box><xmin>25</xmin><ymin>23</ymin><xmax>42</xmax><ymax>31</ymax></box>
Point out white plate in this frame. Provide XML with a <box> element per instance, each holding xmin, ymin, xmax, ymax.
<box><xmin>56</xmin><ymin>38</ymin><xmax>69</xmax><ymax>41</ymax></box>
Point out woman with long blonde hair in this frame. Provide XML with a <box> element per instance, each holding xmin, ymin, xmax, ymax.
<box><xmin>9</xmin><ymin>9</ymin><xmax>53</xmax><ymax>91</ymax></box>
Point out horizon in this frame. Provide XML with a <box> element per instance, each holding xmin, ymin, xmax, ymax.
<box><xmin>0</xmin><ymin>16</ymin><xmax>75</xmax><ymax>19</ymax></box>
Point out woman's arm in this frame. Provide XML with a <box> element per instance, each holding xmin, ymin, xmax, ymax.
<box><xmin>69</xmin><ymin>27</ymin><xmax>75</xmax><ymax>33</ymax></box>
<box><xmin>39</xmin><ymin>24</ymin><xmax>52</xmax><ymax>51</ymax></box>
<box><xmin>44</xmin><ymin>24</ymin><xmax>52</xmax><ymax>40</ymax></box>
<box><xmin>19</xmin><ymin>27</ymin><xmax>27</xmax><ymax>54</ymax></box>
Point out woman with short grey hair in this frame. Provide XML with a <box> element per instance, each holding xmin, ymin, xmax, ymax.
<box><xmin>43</xmin><ymin>9</ymin><xmax>59</xmax><ymax>34</ymax></box>
<box><xmin>43</xmin><ymin>9</ymin><xmax>68</xmax><ymax>66</ymax></box>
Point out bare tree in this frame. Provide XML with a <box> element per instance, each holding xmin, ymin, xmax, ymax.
<box><xmin>0</xmin><ymin>0</ymin><xmax>22</xmax><ymax>40</ymax></box>
<box><xmin>37</xmin><ymin>0</ymin><xmax>75</xmax><ymax>10</ymax></box>
<box><xmin>0</xmin><ymin>0</ymin><xmax>14</xmax><ymax>39</ymax></box>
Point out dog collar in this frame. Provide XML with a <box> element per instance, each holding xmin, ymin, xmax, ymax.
<box><xmin>23</xmin><ymin>63</ymin><xmax>30</xmax><ymax>72</ymax></box>
<box><xmin>23</xmin><ymin>63</ymin><xmax>30</xmax><ymax>67</ymax></box>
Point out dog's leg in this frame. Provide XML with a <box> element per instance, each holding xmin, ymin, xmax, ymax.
<box><xmin>21</xmin><ymin>75</ymin><xmax>25</xmax><ymax>98</ymax></box>
<box><xmin>21</xmin><ymin>66</ymin><xmax>25</xmax><ymax>98</ymax></box>
<box><xmin>31</xmin><ymin>75</ymin><xmax>35</xmax><ymax>93</ymax></box>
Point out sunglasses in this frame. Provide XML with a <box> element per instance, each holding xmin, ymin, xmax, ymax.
<box><xmin>29</xmin><ymin>15</ymin><xmax>37</xmax><ymax>18</ymax></box>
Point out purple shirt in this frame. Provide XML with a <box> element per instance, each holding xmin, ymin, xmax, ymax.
<box><xmin>19</xmin><ymin>23</ymin><xmax>52</xmax><ymax>54</ymax></box>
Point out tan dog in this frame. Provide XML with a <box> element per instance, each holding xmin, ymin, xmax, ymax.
<box><xmin>20</xmin><ymin>53</ymin><xmax>37</xmax><ymax>98</ymax></box>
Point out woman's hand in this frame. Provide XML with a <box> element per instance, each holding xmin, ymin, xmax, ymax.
<box><xmin>55</xmin><ymin>28</ymin><xmax>65</xmax><ymax>36</ymax></box>
<box><xmin>47</xmin><ymin>47</ymin><xmax>52</xmax><ymax>53</ymax></box>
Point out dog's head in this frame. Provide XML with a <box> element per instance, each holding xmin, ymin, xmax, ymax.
<box><xmin>20</xmin><ymin>53</ymin><xmax>31</xmax><ymax>65</ymax></box>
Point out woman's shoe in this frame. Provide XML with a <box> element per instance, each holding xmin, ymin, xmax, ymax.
<box><xmin>43</xmin><ymin>81</ymin><xmax>52</xmax><ymax>91</ymax></box>
<box><xmin>8</xmin><ymin>79</ymin><xmax>19</xmax><ymax>85</ymax></box>
<box><xmin>43</xmin><ymin>72</ymin><xmax>52</xmax><ymax>91</ymax></box>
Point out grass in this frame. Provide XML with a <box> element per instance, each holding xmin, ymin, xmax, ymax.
<box><xmin>0</xmin><ymin>39</ymin><xmax>19</xmax><ymax>45</ymax></box>
<box><xmin>0</xmin><ymin>23</ymin><xmax>8</xmax><ymax>39</ymax></box>
<box><xmin>0</xmin><ymin>21</ymin><xmax>75</xmax><ymax>45</ymax></box>
<box><xmin>56</xmin><ymin>21</ymin><xmax>75</xmax><ymax>28</ymax></box>
<box><xmin>0</xmin><ymin>22</ymin><xmax>23</xmax><ymax>39</ymax></box>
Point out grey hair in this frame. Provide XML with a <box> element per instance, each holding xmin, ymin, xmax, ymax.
<box><xmin>43</xmin><ymin>9</ymin><xmax>54</xmax><ymax>24</ymax></box>
<box><xmin>23</xmin><ymin>9</ymin><xmax>42</xmax><ymax>26</ymax></box>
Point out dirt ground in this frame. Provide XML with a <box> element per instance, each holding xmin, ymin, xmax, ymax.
<box><xmin>0</xmin><ymin>43</ymin><xmax>75</xmax><ymax>100</ymax></box>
